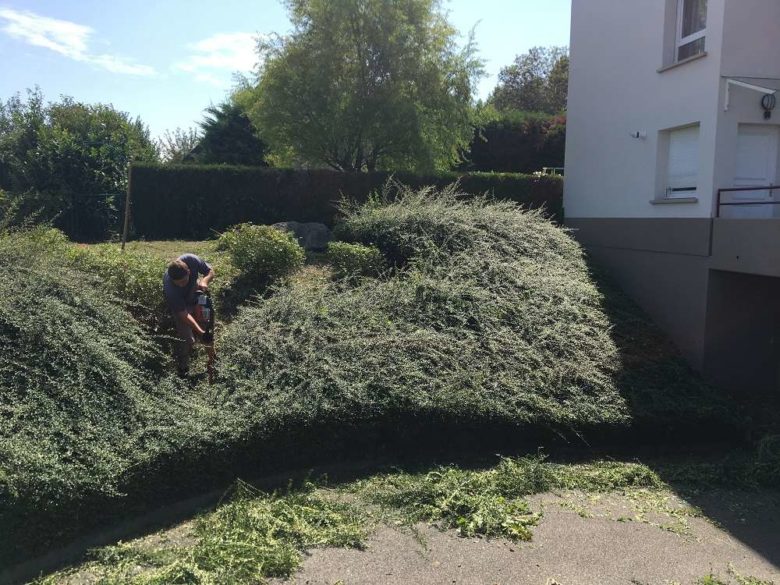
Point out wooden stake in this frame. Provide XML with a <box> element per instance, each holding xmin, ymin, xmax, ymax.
<box><xmin>121</xmin><ymin>165</ymin><xmax>132</xmax><ymax>251</ymax></box>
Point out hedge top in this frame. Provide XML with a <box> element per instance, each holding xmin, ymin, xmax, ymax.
<box><xmin>128</xmin><ymin>164</ymin><xmax>563</xmax><ymax>240</ymax></box>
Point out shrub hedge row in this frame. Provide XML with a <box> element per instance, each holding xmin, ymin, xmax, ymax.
<box><xmin>128</xmin><ymin>164</ymin><xmax>563</xmax><ymax>240</ymax></box>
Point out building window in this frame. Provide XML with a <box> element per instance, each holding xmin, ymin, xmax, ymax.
<box><xmin>666</xmin><ymin>125</ymin><xmax>700</xmax><ymax>197</ymax></box>
<box><xmin>677</xmin><ymin>0</ymin><xmax>707</xmax><ymax>61</ymax></box>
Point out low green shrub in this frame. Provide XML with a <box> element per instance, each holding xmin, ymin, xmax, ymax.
<box><xmin>216</xmin><ymin>223</ymin><xmax>305</xmax><ymax>315</ymax></box>
<box><xmin>0</xmin><ymin>224</ymin><xmax>70</xmax><ymax>253</ymax></box>
<box><xmin>327</xmin><ymin>241</ymin><xmax>385</xmax><ymax>279</ymax></box>
<box><xmin>0</xmin><ymin>229</ymin><xmax>240</xmax><ymax>565</ymax></box>
<box><xmin>216</xmin><ymin>223</ymin><xmax>305</xmax><ymax>280</ymax></box>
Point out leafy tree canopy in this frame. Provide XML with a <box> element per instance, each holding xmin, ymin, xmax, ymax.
<box><xmin>158</xmin><ymin>127</ymin><xmax>201</xmax><ymax>164</ymax></box>
<box><xmin>489</xmin><ymin>46</ymin><xmax>568</xmax><ymax>114</ymax></box>
<box><xmin>461</xmin><ymin>106</ymin><xmax>566</xmax><ymax>173</ymax></box>
<box><xmin>0</xmin><ymin>88</ymin><xmax>157</xmax><ymax>239</ymax></box>
<box><xmin>247</xmin><ymin>0</ymin><xmax>483</xmax><ymax>172</ymax></box>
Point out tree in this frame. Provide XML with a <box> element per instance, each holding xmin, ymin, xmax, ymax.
<box><xmin>247</xmin><ymin>0</ymin><xmax>482</xmax><ymax>172</ymax></box>
<box><xmin>0</xmin><ymin>88</ymin><xmax>158</xmax><ymax>240</ymax></box>
<box><xmin>158</xmin><ymin>127</ymin><xmax>201</xmax><ymax>163</ymax></box>
<box><xmin>189</xmin><ymin>101</ymin><xmax>268</xmax><ymax>166</ymax></box>
<box><xmin>489</xmin><ymin>47</ymin><xmax>568</xmax><ymax>114</ymax></box>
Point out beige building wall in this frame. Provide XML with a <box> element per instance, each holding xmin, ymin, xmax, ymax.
<box><xmin>721</xmin><ymin>0</ymin><xmax>780</xmax><ymax>79</ymax></box>
<box><xmin>565</xmin><ymin>0</ymin><xmax>725</xmax><ymax>219</ymax></box>
<box><xmin>565</xmin><ymin>0</ymin><xmax>780</xmax><ymax>394</ymax></box>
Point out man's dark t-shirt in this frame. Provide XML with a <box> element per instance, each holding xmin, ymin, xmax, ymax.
<box><xmin>163</xmin><ymin>254</ymin><xmax>212</xmax><ymax>313</ymax></box>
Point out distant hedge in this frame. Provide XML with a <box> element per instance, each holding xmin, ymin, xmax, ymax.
<box><xmin>128</xmin><ymin>164</ymin><xmax>563</xmax><ymax>240</ymax></box>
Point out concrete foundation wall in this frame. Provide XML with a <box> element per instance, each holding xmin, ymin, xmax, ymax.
<box><xmin>569</xmin><ymin>217</ymin><xmax>780</xmax><ymax>395</ymax></box>
<box><xmin>711</xmin><ymin>219</ymin><xmax>780</xmax><ymax>277</ymax></box>
<box><xmin>587</xmin><ymin>246</ymin><xmax>711</xmax><ymax>369</ymax></box>
<box><xmin>703</xmin><ymin>270</ymin><xmax>780</xmax><ymax>396</ymax></box>
<box><xmin>568</xmin><ymin>218</ymin><xmax>712</xmax><ymax>368</ymax></box>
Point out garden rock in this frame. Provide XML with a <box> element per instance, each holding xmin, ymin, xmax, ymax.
<box><xmin>272</xmin><ymin>221</ymin><xmax>332</xmax><ymax>251</ymax></box>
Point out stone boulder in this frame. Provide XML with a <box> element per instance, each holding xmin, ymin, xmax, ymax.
<box><xmin>272</xmin><ymin>221</ymin><xmax>333</xmax><ymax>251</ymax></box>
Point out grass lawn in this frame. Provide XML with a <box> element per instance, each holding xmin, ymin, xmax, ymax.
<box><xmin>112</xmin><ymin>239</ymin><xmax>220</xmax><ymax>260</ymax></box>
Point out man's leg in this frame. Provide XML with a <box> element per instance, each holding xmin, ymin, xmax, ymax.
<box><xmin>174</xmin><ymin>314</ymin><xmax>195</xmax><ymax>376</ymax></box>
<box><xmin>205</xmin><ymin>344</ymin><xmax>216</xmax><ymax>384</ymax></box>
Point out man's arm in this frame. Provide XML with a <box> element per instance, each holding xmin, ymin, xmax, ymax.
<box><xmin>175</xmin><ymin>309</ymin><xmax>206</xmax><ymax>335</ymax></box>
<box><xmin>197</xmin><ymin>256</ymin><xmax>214</xmax><ymax>290</ymax></box>
<box><xmin>199</xmin><ymin>267</ymin><xmax>215</xmax><ymax>290</ymax></box>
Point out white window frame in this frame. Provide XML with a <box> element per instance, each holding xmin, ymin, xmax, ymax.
<box><xmin>676</xmin><ymin>0</ymin><xmax>707</xmax><ymax>61</ymax></box>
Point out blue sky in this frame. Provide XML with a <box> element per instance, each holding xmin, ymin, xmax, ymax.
<box><xmin>0</xmin><ymin>0</ymin><xmax>571</xmax><ymax>139</ymax></box>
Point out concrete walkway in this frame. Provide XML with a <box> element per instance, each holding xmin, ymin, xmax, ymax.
<box><xmin>277</xmin><ymin>489</ymin><xmax>780</xmax><ymax>585</ymax></box>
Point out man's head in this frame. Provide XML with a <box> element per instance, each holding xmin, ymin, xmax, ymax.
<box><xmin>167</xmin><ymin>259</ymin><xmax>190</xmax><ymax>287</ymax></box>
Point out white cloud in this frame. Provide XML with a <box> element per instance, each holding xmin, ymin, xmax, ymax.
<box><xmin>0</xmin><ymin>7</ymin><xmax>155</xmax><ymax>75</ymax></box>
<box><xmin>176</xmin><ymin>32</ymin><xmax>258</xmax><ymax>85</ymax></box>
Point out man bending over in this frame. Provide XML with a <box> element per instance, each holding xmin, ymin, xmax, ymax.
<box><xmin>163</xmin><ymin>254</ymin><xmax>215</xmax><ymax>377</ymax></box>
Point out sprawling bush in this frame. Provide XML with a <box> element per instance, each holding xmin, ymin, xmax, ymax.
<box><xmin>65</xmin><ymin>244</ymin><xmax>170</xmax><ymax>332</ymax></box>
<box><xmin>0</xmin><ymin>229</ymin><xmax>239</xmax><ymax>565</ymax></box>
<box><xmin>217</xmin><ymin>184</ymin><xmax>628</xmax><ymax>431</ymax></box>
<box><xmin>0</xmin><ymin>230</ymin><xmax>166</xmax><ymax>508</ymax></box>
<box><xmin>327</xmin><ymin>241</ymin><xmax>384</xmax><ymax>279</ymax></box>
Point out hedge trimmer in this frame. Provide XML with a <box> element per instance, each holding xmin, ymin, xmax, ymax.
<box><xmin>193</xmin><ymin>289</ymin><xmax>216</xmax><ymax>384</ymax></box>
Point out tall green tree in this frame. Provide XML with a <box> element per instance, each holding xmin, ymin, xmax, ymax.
<box><xmin>191</xmin><ymin>101</ymin><xmax>268</xmax><ymax>166</ymax></box>
<box><xmin>248</xmin><ymin>0</ymin><xmax>482</xmax><ymax>172</ymax></box>
<box><xmin>0</xmin><ymin>88</ymin><xmax>157</xmax><ymax>240</ymax></box>
<box><xmin>490</xmin><ymin>46</ymin><xmax>569</xmax><ymax>114</ymax></box>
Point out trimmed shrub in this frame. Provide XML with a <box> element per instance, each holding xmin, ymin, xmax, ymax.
<box><xmin>216</xmin><ymin>183</ymin><xmax>627</xmax><ymax>432</ymax></box>
<box><xmin>327</xmin><ymin>241</ymin><xmax>385</xmax><ymax>279</ymax></box>
<box><xmin>0</xmin><ymin>228</ymin><xmax>239</xmax><ymax>565</ymax></box>
<box><xmin>216</xmin><ymin>223</ymin><xmax>305</xmax><ymax>314</ymax></box>
<box><xmin>216</xmin><ymin>223</ymin><xmax>305</xmax><ymax>278</ymax></box>
<box><xmin>128</xmin><ymin>164</ymin><xmax>563</xmax><ymax>239</ymax></box>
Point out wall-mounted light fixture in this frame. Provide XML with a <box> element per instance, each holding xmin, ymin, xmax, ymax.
<box><xmin>761</xmin><ymin>93</ymin><xmax>776</xmax><ymax>120</ymax></box>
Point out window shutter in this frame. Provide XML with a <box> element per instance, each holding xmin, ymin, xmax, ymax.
<box><xmin>667</xmin><ymin>126</ymin><xmax>699</xmax><ymax>194</ymax></box>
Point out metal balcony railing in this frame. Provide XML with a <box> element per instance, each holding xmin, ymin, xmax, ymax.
<box><xmin>716</xmin><ymin>185</ymin><xmax>780</xmax><ymax>218</ymax></box>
